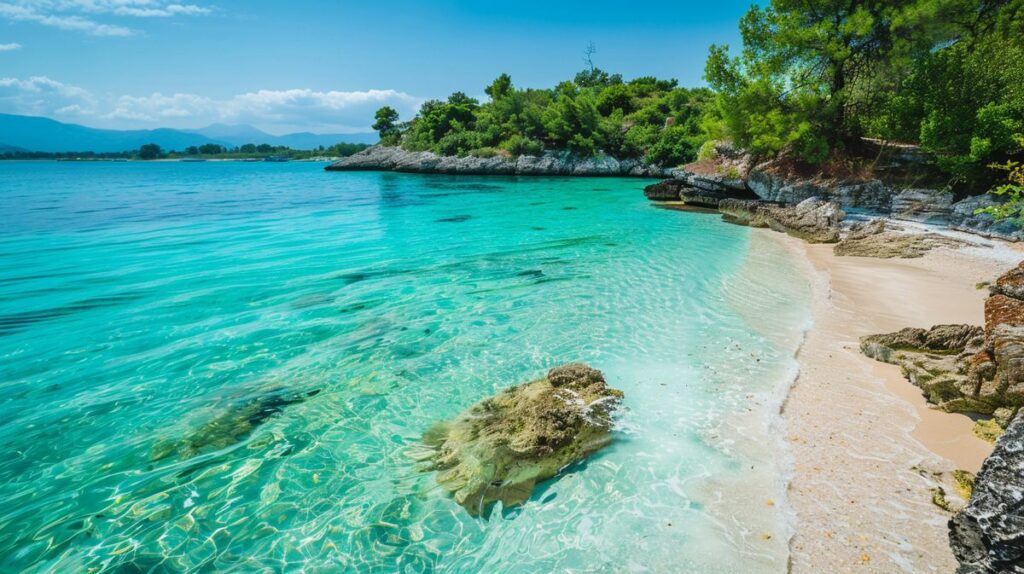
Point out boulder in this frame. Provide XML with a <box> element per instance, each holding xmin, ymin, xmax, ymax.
<box><xmin>764</xmin><ymin>197</ymin><xmax>845</xmax><ymax>243</ymax></box>
<box><xmin>834</xmin><ymin>221</ymin><xmax>969</xmax><ymax>258</ymax></box>
<box><xmin>720</xmin><ymin>197</ymin><xmax>845</xmax><ymax>243</ymax></box>
<box><xmin>949</xmin><ymin>412</ymin><xmax>1024</xmax><ymax>573</ymax></box>
<box><xmin>861</xmin><ymin>262</ymin><xmax>1024</xmax><ymax>418</ymax></box>
<box><xmin>891</xmin><ymin>188</ymin><xmax>954</xmax><ymax>224</ymax></box>
<box><xmin>950</xmin><ymin>195</ymin><xmax>1024</xmax><ymax>242</ymax></box>
<box><xmin>643</xmin><ymin>179</ymin><xmax>682</xmax><ymax>201</ymax></box>
<box><xmin>418</xmin><ymin>363</ymin><xmax>623</xmax><ymax>516</ymax></box>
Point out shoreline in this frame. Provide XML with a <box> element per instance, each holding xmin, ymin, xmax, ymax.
<box><xmin>765</xmin><ymin>228</ymin><xmax>1019</xmax><ymax>572</ymax></box>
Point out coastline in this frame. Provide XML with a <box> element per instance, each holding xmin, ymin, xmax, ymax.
<box><xmin>767</xmin><ymin>229</ymin><xmax>1019</xmax><ymax>572</ymax></box>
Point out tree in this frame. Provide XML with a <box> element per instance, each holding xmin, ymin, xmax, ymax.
<box><xmin>704</xmin><ymin>0</ymin><xmax>973</xmax><ymax>162</ymax></box>
<box><xmin>485</xmin><ymin>74</ymin><xmax>513</xmax><ymax>101</ymax></box>
<box><xmin>240</xmin><ymin>143</ymin><xmax>257</xmax><ymax>154</ymax></box>
<box><xmin>372</xmin><ymin>106</ymin><xmax>401</xmax><ymax>145</ymax></box>
<box><xmin>138</xmin><ymin>143</ymin><xmax>161</xmax><ymax>160</ymax></box>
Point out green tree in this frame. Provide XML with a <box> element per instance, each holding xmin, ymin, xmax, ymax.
<box><xmin>704</xmin><ymin>0</ymin><xmax>972</xmax><ymax>162</ymax></box>
<box><xmin>372</xmin><ymin>106</ymin><xmax>401</xmax><ymax>146</ymax></box>
<box><xmin>138</xmin><ymin>143</ymin><xmax>161</xmax><ymax>160</ymax></box>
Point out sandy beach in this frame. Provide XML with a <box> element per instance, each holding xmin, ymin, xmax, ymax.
<box><xmin>768</xmin><ymin>229</ymin><xmax>1022</xmax><ymax>573</ymax></box>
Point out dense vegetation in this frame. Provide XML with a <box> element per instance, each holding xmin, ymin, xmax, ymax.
<box><xmin>374</xmin><ymin>71</ymin><xmax>713</xmax><ymax>167</ymax></box>
<box><xmin>375</xmin><ymin>0</ymin><xmax>1022</xmax><ymax>215</ymax></box>
<box><xmin>704</xmin><ymin>0</ymin><xmax>1023</xmax><ymax>193</ymax></box>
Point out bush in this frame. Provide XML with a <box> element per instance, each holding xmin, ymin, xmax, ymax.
<box><xmin>499</xmin><ymin>135</ymin><xmax>544</xmax><ymax>157</ymax></box>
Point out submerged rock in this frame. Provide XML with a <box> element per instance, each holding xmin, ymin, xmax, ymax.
<box><xmin>949</xmin><ymin>412</ymin><xmax>1024</xmax><ymax>573</ymax></box>
<box><xmin>417</xmin><ymin>363</ymin><xmax>622</xmax><ymax>516</ymax></box>
<box><xmin>152</xmin><ymin>388</ymin><xmax>320</xmax><ymax>461</ymax></box>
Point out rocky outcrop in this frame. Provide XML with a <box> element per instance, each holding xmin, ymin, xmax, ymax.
<box><xmin>719</xmin><ymin>197</ymin><xmax>845</xmax><ymax>243</ymax></box>
<box><xmin>643</xmin><ymin>176</ymin><xmax>759</xmax><ymax>207</ymax></box>
<box><xmin>861</xmin><ymin>261</ymin><xmax>1024</xmax><ymax>419</ymax></box>
<box><xmin>326</xmin><ymin>145</ymin><xmax>673</xmax><ymax>177</ymax></box>
<box><xmin>949</xmin><ymin>412</ymin><xmax>1024</xmax><ymax>573</ymax></box>
<box><xmin>417</xmin><ymin>363</ymin><xmax>623</xmax><ymax>516</ymax></box>
<box><xmin>891</xmin><ymin>188</ymin><xmax>955</xmax><ymax>224</ymax></box>
<box><xmin>746</xmin><ymin>171</ymin><xmax>895</xmax><ymax>213</ymax></box>
<box><xmin>950</xmin><ymin>195</ymin><xmax>1024</xmax><ymax>242</ymax></box>
<box><xmin>834</xmin><ymin>219</ymin><xmax>969</xmax><ymax>258</ymax></box>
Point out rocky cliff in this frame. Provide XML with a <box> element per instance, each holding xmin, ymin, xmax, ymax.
<box><xmin>949</xmin><ymin>412</ymin><xmax>1024</xmax><ymax>573</ymax></box>
<box><xmin>643</xmin><ymin>145</ymin><xmax>1024</xmax><ymax>242</ymax></box>
<box><xmin>326</xmin><ymin>145</ymin><xmax>675</xmax><ymax>178</ymax></box>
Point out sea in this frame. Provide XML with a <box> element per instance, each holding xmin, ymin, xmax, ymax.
<box><xmin>0</xmin><ymin>161</ymin><xmax>812</xmax><ymax>573</ymax></box>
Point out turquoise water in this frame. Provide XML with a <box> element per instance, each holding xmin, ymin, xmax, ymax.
<box><xmin>0</xmin><ymin>161</ymin><xmax>811</xmax><ymax>573</ymax></box>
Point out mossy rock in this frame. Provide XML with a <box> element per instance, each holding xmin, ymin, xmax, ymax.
<box><xmin>418</xmin><ymin>363</ymin><xmax>622</xmax><ymax>516</ymax></box>
<box><xmin>973</xmin><ymin>418</ymin><xmax>1004</xmax><ymax>443</ymax></box>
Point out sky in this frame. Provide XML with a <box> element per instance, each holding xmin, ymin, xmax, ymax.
<box><xmin>0</xmin><ymin>1</ymin><xmax>753</xmax><ymax>135</ymax></box>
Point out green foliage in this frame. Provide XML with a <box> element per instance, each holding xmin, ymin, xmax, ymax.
<box><xmin>706</xmin><ymin>0</ymin><xmax>1024</xmax><ymax>189</ymax></box>
<box><xmin>373</xmin><ymin>69</ymin><xmax>711</xmax><ymax>166</ymax></box>
<box><xmin>372</xmin><ymin>106</ymin><xmax>402</xmax><ymax>146</ymax></box>
<box><xmin>977</xmin><ymin>134</ymin><xmax>1024</xmax><ymax>221</ymax></box>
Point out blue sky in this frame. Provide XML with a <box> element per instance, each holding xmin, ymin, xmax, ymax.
<box><xmin>0</xmin><ymin>1</ymin><xmax>752</xmax><ymax>134</ymax></box>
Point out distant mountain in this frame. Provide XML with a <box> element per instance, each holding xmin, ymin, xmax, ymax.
<box><xmin>188</xmin><ymin>123</ymin><xmax>378</xmax><ymax>148</ymax></box>
<box><xmin>0</xmin><ymin>114</ymin><xmax>229</xmax><ymax>153</ymax></box>
<box><xmin>0</xmin><ymin>114</ymin><xmax>377</xmax><ymax>153</ymax></box>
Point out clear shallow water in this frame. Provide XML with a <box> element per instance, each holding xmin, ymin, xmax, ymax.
<box><xmin>0</xmin><ymin>161</ymin><xmax>811</xmax><ymax>573</ymax></box>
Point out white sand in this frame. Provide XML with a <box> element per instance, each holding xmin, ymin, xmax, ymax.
<box><xmin>766</xmin><ymin>230</ymin><xmax>1021</xmax><ymax>573</ymax></box>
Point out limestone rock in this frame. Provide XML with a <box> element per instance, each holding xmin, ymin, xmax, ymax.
<box><xmin>418</xmin><ymin>363</ymin><xmax>623</xmax><ymax>516</ymax></box>
<box><xmin>643</xmin><ymin>177</ymin><xmax>758</xmax><ymax>207</ymax></box>
<box><xmin>861</xmin><ymin>262</ymin><xmax>1024</xmax><ymax>419</ymax></box>
<box><xmin>326</xmin><ymin>145</ymin><xmax>672</xmax><ymax>177</ymax></box>
<box><xmin>834</xmin><ymin>226</ymin><xmax>968</xmax><ymax>259</ymax></box>
<box><xmin>890</xmin><ymin>188</ymin><xmax>955</xmax><ymax>223</ymax></box>
<box><xmin>950</xmin><ymin>195</ymin><xmax>1024</xmax><ymax>242</ymax></box>
<box><xmin>949</xmin><ymin>412</ymin><xmax>1024</xmax><ymax>573</ymax></box>
<box><xmin>720</xmin><ymin>197</ymin><xmax>845</xmax><ymax>243</ymax></box>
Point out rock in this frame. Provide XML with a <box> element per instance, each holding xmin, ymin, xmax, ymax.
<box><xmin>151</xmin><ymin>388</ymin><xmax>321</xmax><ymax>461</ymax></box>
<box><xmin>326</xmin><ymin>145</ymin><xmax>672</xmax><ymax>177</ymax></box>
<box><xmin>949</xmin><ymin>412</ymin><xmax>1024</xmax><ymax>573</ymax></box>
<box><xmin>643</xmin><ymin>177</ymin><xmax>758</xmax><ymax>207</ymax></box>
<box><xmin>643</xmin><ymin>180</ymin><xmax>682</xmax><ymax>201</ymax></box>
<box><xmin>834</xmin><ymin>228</ymin><xmax>969</xmax><ymax>259</ymax></box>
<box><xmin>833</xmin><ymin>180</ymin><xmax>894</xmax><ymax>213</ymax></box>
<box><xmin>720</xmin><ymin>197</ymin><xmax>845</xmax><ymax>243</ymax></box>
<box><xmin>861</xmin><ymin>262</ymin><xmax>1024</xmax><ymax>420</ymax></box>
<box><xmin>860</xmin><ymin>325</ymin><xmax>995</xmax><ymax>413</ymax></box>
<box><xmin>891</xmin><ymin>188</ymin><xmax>955</xmax><ymax>224</ymax></box>
<box><xmin>993</xmin><ymin>261</ymin><xmax>1024</xmax><ymax>300</ymax></box>
<box><xmin>418</xmin><ymin>363</ymin><xmax>623</xmax><ymax>516</ymax></box>
<box><xmin>764</xmin><ymin>197</ymin><xmax>845</xmax><ymax>243</ymax></box>
<box><xmin>746</xmin><ymin>170</ymin><xmax>782</xmax><ymax>201</ymax></box>
<box><xmin>950</xmin><ymin>195</ymin><xmax>1024</xmax><ymax>242</ymax></box>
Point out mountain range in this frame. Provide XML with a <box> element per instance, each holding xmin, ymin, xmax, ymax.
<box><xmin>0</xmin><ymin>114</ymin><xmax>378</xmax><ymax>153</ymax></box>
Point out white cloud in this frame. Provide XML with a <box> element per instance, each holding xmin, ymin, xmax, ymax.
<box><xmin>0</xmin><ymin>76</ymin><xmax>424</xmax><ymax>133</ymax></box>
<box><xmin>0</xmin><ymin>76</ymin><xmax>98</xmax><ymax>116</ymax></box>
<box><xmin>0</xmin><ymin>1</ymin><xmax>210</xmax><ymax>36</ymax></box>
<box><xmin>0</xmin><ymin>42</ymin><xmax>20</xmax><ymax>50</ymax></box>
